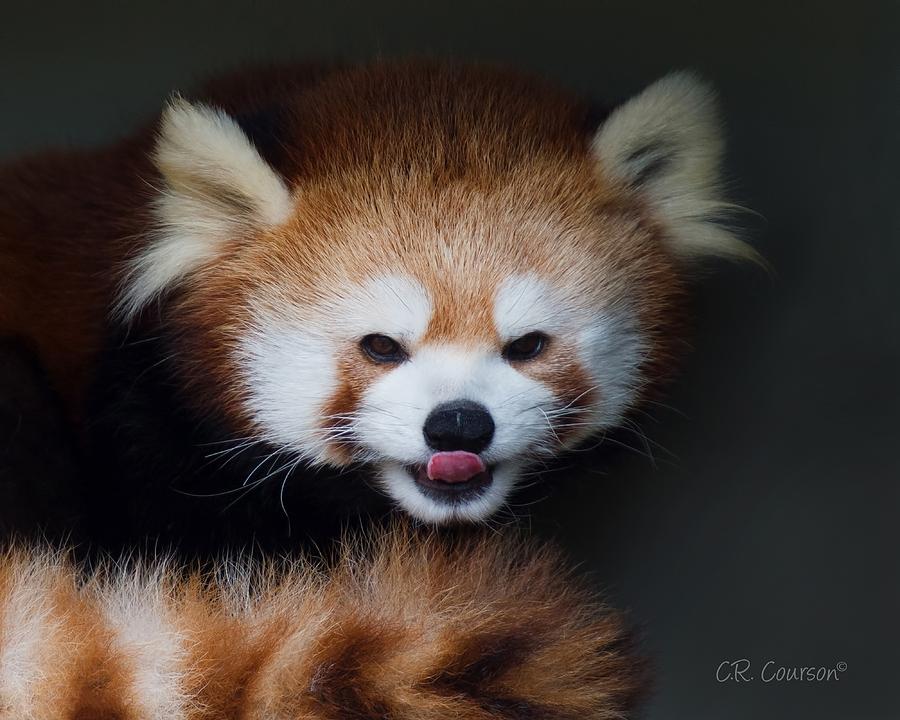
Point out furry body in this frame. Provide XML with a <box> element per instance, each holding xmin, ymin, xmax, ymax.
<box><xmin>0</xmin><ymin>526</ymin><xmax>643</xmax><ymax>719</ymax></box>
<box><xmin>0</xmin><ymin>62</ymin><xmax>752</xmax><ymax>548</ymax></box>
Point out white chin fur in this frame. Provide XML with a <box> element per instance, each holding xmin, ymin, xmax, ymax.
<box><xmin>377</xmin><ymin>461</ymin><xmax>519</xmax><ymax>523</ymax></box>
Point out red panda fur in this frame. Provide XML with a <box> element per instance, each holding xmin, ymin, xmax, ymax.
<box><xmin>0</xmin><ymin>62</ymin><xmax>685</xmax><ymax>429</ymax></box>
<box><xmin>0</xmin><ymin>60</ymin><xmax>754</xmax><ymax>538</ymax></box>
<box><xmin>0</xmin><ymin>525</ymin><xmax>645</xmax><ymax>719</ymax></box>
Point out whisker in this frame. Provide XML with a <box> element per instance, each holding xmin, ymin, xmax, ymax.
<box><xmin>242</xmin><ymin>449</ymin><xmax>284</xmax><ymax>487</ymax></box>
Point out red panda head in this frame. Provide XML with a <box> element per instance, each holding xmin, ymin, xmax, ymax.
<box><xmin>116</xmin><ymin>64</ymin><xmax>756</xmax><ymax>523</ymax></box>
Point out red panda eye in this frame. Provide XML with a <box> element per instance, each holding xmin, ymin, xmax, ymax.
<box><xmin>361</xmin><ymin>334</ymin><xmax>407</xmax><ymax>364</ymax></box>
<box><xmin>503</xmin><ymin>332</ymin><xmax>549</xmax><ymax>362</ymax></box>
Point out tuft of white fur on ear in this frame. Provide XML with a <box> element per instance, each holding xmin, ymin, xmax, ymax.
<box><xmin>593</xmin><ymin>71</ymin><xmax>757</xmax><ymax>262</ymax></box>
<box><xmin>115</xmin><ymin>97</ymin><xmax>293</xmax><ymax>321</ymax></box>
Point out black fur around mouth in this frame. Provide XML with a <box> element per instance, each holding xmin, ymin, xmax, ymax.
<box><xmin>406</xmin><ymin>464</ymin><xmax>494</xmax><ymax>504</ymax></box>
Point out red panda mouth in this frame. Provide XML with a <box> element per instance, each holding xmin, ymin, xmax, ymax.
<box><xmin>407</xmin><ymin>451</ymin><xmax>493</xmax><ymax>502</ymax></box>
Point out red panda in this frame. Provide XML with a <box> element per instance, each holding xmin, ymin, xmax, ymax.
<box><xmin>0</xmin><ymin>62</ymin><xmax>755</xmax><ymax>550</ymax></box>
<box><xmin>0</xmin><ymin>525</ymin><xmax>644</xmax><ymax>719</ymax></box>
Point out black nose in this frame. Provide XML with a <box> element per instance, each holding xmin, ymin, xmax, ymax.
<box><xmin>423</xmin><ymin>400</ymin><xmax>495</xmax><ymax>454</ymax></box>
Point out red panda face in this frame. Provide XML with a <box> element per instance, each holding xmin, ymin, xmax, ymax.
<box><xmin>118</xmin><ymin>64</ymin><xmax>755</xmax><ymax>523</ymax></box>
<box><xmin>234</xmin><ymin>182</ymin><xmax>669</xmax><ymax>522</ymax></box>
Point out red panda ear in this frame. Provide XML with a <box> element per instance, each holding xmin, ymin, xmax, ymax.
<box><xmin>114</xmin><ymin>97</ymin><xmax>293</xmax><ymax>321</ymax></box>
<box><xmin>592</xmin><ymin>72</ymin><xmax>758</xmax><ymax>264</ymax></box>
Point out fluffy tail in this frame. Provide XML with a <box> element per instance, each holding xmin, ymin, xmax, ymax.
<box><xmin>0</xmin><ymin>527</ymin><xmax>645</xmax><ymax>719</ymax></box>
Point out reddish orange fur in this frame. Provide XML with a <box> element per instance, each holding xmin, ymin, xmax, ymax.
<box><xmin>0</xmin><ymin>526</ymin><xmax>645</xmax><ymax>719</ymax></box>
<box><xmin>0</xmin><ymin>61</ymin><xmax>684</xmax><ymax>439</ymax></box>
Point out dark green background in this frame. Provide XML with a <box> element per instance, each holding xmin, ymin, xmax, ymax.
<box><xmin>2</xmin><ymin>2</ymin><xmax>897</xmax><ymax>718</ymax></box>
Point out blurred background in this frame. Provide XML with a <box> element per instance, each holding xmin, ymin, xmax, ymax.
<box><xmin>1</xmin><ymin>1</ymin><xmax>897</xmax><ymax>718</ymax></box>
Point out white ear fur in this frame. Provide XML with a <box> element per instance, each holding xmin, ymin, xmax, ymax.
<box><xmin>115</xmin><ymin>98</ymin><xmax>293</xmax><ymax>321</ymax></box>
<box><xmin>592</xmin><ymin>71</ymin><xmax>757</xmax><ymax>262</ymax></box>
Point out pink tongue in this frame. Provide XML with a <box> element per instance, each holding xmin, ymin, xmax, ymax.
<box><xmin>426</xmin><ymin>451</ymin><xmax>486</xmax><ymax>484</ymax></box>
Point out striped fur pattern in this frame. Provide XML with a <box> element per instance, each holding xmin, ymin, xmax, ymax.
<box><xmin>0</xmin><ymin>527</ymin><xmax>644</xmax><ymax>719</ymax></box>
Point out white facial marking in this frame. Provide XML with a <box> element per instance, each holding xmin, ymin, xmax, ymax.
<box><xmin>327</xmin><ymin>273</ymin><xmax>432</xmax><ymax>346</ymax></box>
<box><xmin>241</xmin><ymin>272</ymin><xmax>646</xmax><ymax>524</ymax></box>
<box><xmin>577</xmin><ymin>311</ymin><xmax>648</xmax><ymax>427</ymax></box>
<box><xmin>357</xmin><ymin>345</ymin><xmax>556</xmax><ymax>464</ymax></box>
<box><xmin>495</xmin><ymin>273</ymin><xmax>647</xmax><ymax>428</ymax></box>
<box><xmin>239</xmin><ymin>319</ymin><xmax>338</xmax><ymax>463</ymax></box>
<box><xmin>378</xmin><ymin>460</ymin><xmax>524</xmax><ymax>523</ymax></box>
<box><xmin>356</xmin><ymin>344</ymin><xmax>556</xmax><ymax>522</ymax></box>
<box><xmin>238</xmin><ymin>275</ymin><xmax>430</xmax><ymax>463</ymax></box>
<box><xmin>494</xmin><ymin>273</ymin><xmax>567</xmax><ymax>342</ymax></box>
